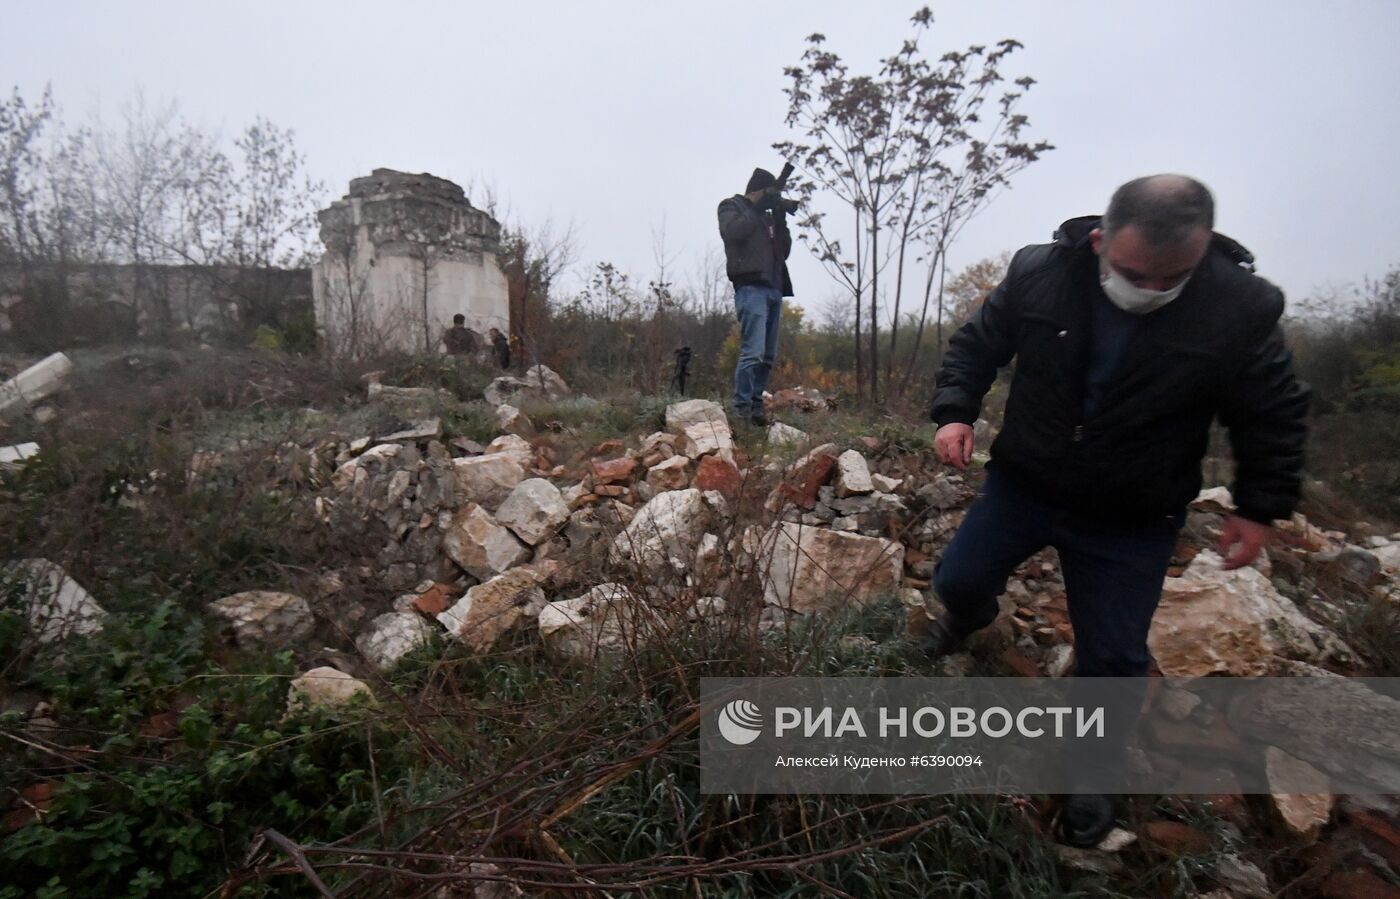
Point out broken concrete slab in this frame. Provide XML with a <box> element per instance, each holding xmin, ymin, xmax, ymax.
<box><xmin>0</xmin><ymin>352</ymin><xmax>73</xmax><ymax>421</ymax></box>
<box><xmin>2</xmin><ymin>559</ymin><xmax>106</xmax><ymax>644</ymax></box>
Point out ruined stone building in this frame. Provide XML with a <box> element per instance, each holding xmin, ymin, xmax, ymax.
<box><xmin>312</xmin><ymin>169</ymin><xmax>509</xmax><ymax>356</ymax></box>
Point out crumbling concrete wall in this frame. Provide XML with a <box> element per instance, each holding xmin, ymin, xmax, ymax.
<box><xmin>312</xmin><ymin>169</ymin><xmax>510</xmax><ymax>357</ymax></box>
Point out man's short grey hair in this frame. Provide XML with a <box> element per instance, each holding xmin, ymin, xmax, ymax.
<box><xmin>1102</xmin><ymin>174</ymin><xmax>1214</xmax><ymax>247</ymax></box>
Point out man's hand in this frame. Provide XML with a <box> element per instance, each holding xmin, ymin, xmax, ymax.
<box><xmin>1218</xmin><ymin>514</ymin><xmax>1273</xmax><ymax>570</ymax></box>
<box><xmin>934</xmin><ymin>423</ymin><xmax>975</xmax><ymax>471</ymax></box>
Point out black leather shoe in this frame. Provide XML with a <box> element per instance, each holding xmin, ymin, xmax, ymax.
<box><xmin>914</xmin><ymin>614</ymin><xmax>971</xmax><ymax>659</ymax></box>
<box><xmin>1056</xmin><ymin>794</ymin><xmax>1116</xmax><ymax>847</ymax></box>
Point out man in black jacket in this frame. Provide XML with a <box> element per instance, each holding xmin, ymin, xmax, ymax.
<box><xmin>926</xmin><ymin>174</ymin><xmax>1309</xmax><ymax>845</ymax></box>
<box><xmin>717</xmin><ymin>168</ymin><xmax>795</xmax><ymax>426</ymax></box>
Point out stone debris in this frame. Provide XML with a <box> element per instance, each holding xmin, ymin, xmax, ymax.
<box><xmin>437</xmin><ymin>569</ymin><xmax>547</xmax><ymax>653</ymax></box>
<box><xmin>766</xmin><ymin>386</ymin><xmax>830</xmax><ymax>413</ymax></box>
<box><xmin>538</xmin><ymin>583</ymin><xmax>653</xmax><ymax>660</ymax></box>
<box><xmin>1055</xmin><ymin>844</ymin><xmax>1124</xmax><ymax>875</ymax></box>
<box><xmin>646</xmin><ymin>455</ymin><xmax>690</xmax><ymax>491</ymax></box>
<box><xmin>1096</xmin><ymin>828</ymin><xmax>1138</xmax><ymax>852</ymax></box>
<box><xmin>452</xmin><ymin>453</ymin><xmax>526</xmax><ymax>510</ymax></box>
<box><xmin>483</xmin><ymin>434</ymin><xmax>535</xmax><ymax>471</ymax></box>
<box><xmin>759</xmin><ymin>522</ymin><xmax>904</xmax><ymax>614</ymax></box>
<box><xmin>1192</xmin><ymin>486</ymin><xmax>1236</xmax><ymax>513</ymax></box>
<box><xmin>1156</xmin><ymin>687</ymin><xmax>1202</xmax><ymax>722</ymax></box>
<box><xmin>1140</xmin><ymin>820</ymin><xmax>1211</xmax><ymax>857</ymax></box>
<box><xmin>0</xmin><ymin>442</ymin><xmax>40</xmax><ymax>473</ymax></box>
<box><xmin>208</xmin><ymin>591</ymin><xmax>314</xmax><ymax>648</ymax></box>
<box><xmin>3</xmin><ymin>559</ymin><xmax>107</xmax><ymax>644</ymax></box>
<box><xmin>380</xmin><ymin>418</ymin><xmax>443</xmax><ymax>442</ymax></box>
<box><xmin>1044</xmin><ymin>644</ymin><xmax>1074</xmax><ymax>678</ymax></box>
<box><xmin>1265</xmin><ymin>746</ymin><xmax>1332</xmax><ymax>840</ymax></box>
<box><xmin>1149</xmin><ymin>550</ymin><xmax>1353</xmax><ymax>677</ymax></box>
<box><xmin>767</xmin><ymin>422</ymin><xmax>810</xmax><ymax>448</ymax></box>
<box><xmin>0</xmin><ymin>352</ymin><xmax>73</xmax><ymax>420</ymax></box>
<box><xmin>1214</xmin><ymin>854</ymin><xmax>1270</xmax><ymax>898</ymax></box>
<box><xmin>665</xmin><ymin>399</ymin><xmax>733</xmax><ymax>459</ymax></box>
<box><xmin>767</xmin><ymin>442</ymin><xmax>840</xmax><ymax>512</ymax></box>
<box><xmin>917</xmin><ymin>475</ymin><xmax>970</xmax><ymax>511</ymax></box>
<box><xmin>356</xmin><ymin>611</ymin><xmax>434</xmax><ymax>671</ymax></box>
<box><xmin>870</xmin><ymin>473</ymin><xmax>903</xmax><ymax>493</ymax></box>
<box><xmin>483</xmin><ymin>365</ymin><xmax>570</xmax><ymax>407</ymax></box>
<box><xmin>694</xmin><ymin>454</ymin><xmax>742</xmax><ymax>499</ymax></box>
<box><xmin>834</xmin><ymin>449</ymin><xmax>874</xmax><ymax>497</ymax></box>
<box><xmin>495</xmin><ymin>478</ymin><xmax>570</xmax><ymax>546</ymax></box>
<box><xmin>368</xmin><ymin>383</ymin><xmax>443</xmax><ymax>401</ymax></box>
<box><xmin>443</xmin><ymin>503</ymin><xmax>530</xmax><ymax>579</ymax></box>
<box><xmin>522</xmin><ymin>364</ymin><xmax>570</xmax><ymax>397</ymax></box>
<box><xmin>287</xmin><ymin>667</ymin><xmax>373</xmax><ymax>712</ymax></box>
<box><xmin>609</xmin><ymin>487</ymin><xmax>709</xmax><ymax>575</ymax></box>
<box><xmin>590</xmin><ymin>456</ymin><xmax>638</xmax><ymax>486</ymax></box>
<box><xmin>495</xmin><ymin>404</ymin><xmax>535</xmax><ymax>437</ymax></box>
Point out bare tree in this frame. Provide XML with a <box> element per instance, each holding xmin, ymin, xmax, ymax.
<box><xmin>776</xmin><ymin>7</ymin><xmax>1050</xmax><ymax>404</ymax></box>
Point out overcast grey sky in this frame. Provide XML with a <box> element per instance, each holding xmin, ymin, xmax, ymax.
<box><xmin>7</xmin><ymin>0</ymin><xmax>1399</xmax><ymax>315</ymax></box>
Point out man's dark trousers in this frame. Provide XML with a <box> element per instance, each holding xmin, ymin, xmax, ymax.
<box><xmin>934</xmin><ymin>468</ymin><xmax>1183</xmax><ymax>790</ymax></box>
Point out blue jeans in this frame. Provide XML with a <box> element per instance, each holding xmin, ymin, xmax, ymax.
<box><xmin>732</xmin><ymin>284</ymin><xmax>783</xmax><ymax>417</ymax></box>
<box><xmin>934</xmin><ymin>469</ymin><xmax>1184</xmax><ymax>790</ymax></box>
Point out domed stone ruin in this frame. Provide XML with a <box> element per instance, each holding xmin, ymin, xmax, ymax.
<box><xmin>312</xmin><ymin>169</ymin><xmax>509</xmax><ymax>356</ymax></box>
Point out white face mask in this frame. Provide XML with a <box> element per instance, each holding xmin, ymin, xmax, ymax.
<box><xmin>1098</xmin><ymin>256</ymin><xmax>1190</xmax><ymax>315</ymax></box>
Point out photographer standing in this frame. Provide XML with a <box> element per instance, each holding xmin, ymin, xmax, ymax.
<box><xmin>717</xmin><ymin>167</ymin><xmax>796</xmax><ymax>427</ymax></box>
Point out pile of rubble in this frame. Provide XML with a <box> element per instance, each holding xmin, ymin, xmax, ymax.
<box><xmin>184</xmin><ymin>393</ymin><xmax>956</xmax><ymax>681</ymax></box>
<box><xmin>11</xmin><ymin>360</ymin><xmax>1400</xmax><ymax>894</ymax></box>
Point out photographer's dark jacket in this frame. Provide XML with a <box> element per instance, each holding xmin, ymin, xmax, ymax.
<box><xmin>717</xmin><ymin>195</ymin><xmax>794</xmax><ymax>296</ymax></box>
<box><xmin>930</xmin><ymin>216</ymin><xmax>1309</xmax><ymax>526</ymax></box>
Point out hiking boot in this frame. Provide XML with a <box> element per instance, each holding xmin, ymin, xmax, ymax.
<box><xmin>749</xmin><ymin>411</ymin><xmax>771</xmax><ymax>427</ymax></box>
<box><xmin>1056</xmin><ymin>794</ymin><xmax>1117</xmax><ymax>848</ymax></box>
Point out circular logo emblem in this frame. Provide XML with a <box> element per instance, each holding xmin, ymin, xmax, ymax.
<box><xmin>717</xmin><ymin>699</ymin><xmax>764</xmax><ymax>745</ymax></box>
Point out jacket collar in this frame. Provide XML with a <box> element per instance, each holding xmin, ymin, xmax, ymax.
<box><xmin>1053</xmin><ymin>215</ymin><xmax>1256</xmax><ymax>272</ymax></box>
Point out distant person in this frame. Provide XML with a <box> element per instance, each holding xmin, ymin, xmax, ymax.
<box><xmin>923</xmin><ymin>174</ymin><xmax>1310</xmax><ymax>847</ymax></box>
<box><xmin>670</xmin><ymin>345</ymin><xmax>693</xmax><ymax>395</ymax></box>
<box><xmin>489</xmin><ymin>327</ymin><xmax>511</xmax><ymax>370</ymax></box>
<box><xmin>443</xmin><ymin>314</ymin><xmax>477</xmax><ymax>355</ymax></box>
<box><xmin>717</xmin><ymin>166</ymin><xmax>796</xmax><ymax>426</ymax></box>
